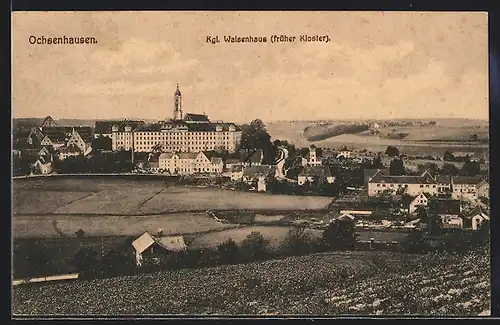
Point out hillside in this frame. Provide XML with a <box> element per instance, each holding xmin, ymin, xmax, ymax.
<box><xmin>13</xmin><ymin>251</ymin><xmax>489</xmax><ymax>316</ymax></box>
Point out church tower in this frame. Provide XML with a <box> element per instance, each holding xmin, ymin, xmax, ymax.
<box><xmin>173</xmin><ymin>83</ymin><xmax>183</xmax><ymax>120</ymax></box>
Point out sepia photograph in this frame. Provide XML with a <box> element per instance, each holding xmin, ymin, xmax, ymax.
<box><xmin>11</xmin><ymin>11</ymin><xmax>490</xmax><ymax>316</ymax></box>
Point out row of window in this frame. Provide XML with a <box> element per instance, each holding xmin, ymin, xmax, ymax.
<box><xmin>134</xmin><ymin>131</ymin><xmax>236</xmax><ymax>136</ymax></box>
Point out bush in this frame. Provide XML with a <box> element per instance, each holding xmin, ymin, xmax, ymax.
<box><xmin>279</xmin><ymin>226</ymin><xmax>315</xmax><ymax>255</ymax></box>
<box><xmin>217</xmin><ymin>238</ymin><xmax>239</xmax><ymax>265</ymax></box>
<box><xmin>197</xmin><ymin>248</ymin><xmax>220</xmax><ymax>268</ymax></box>
<box><xmin>101</xmin><ymin>248</ymin><xmax>136</xmax><ymax>277</ymax></box>
<box><xmin>321</xmin><ymin>219</ymin><xmax>357</xmax><ymax>250</ymax></box>
<box><xmin>239</xmin><ymin>231</ymin><xmax>270</xmax><ymax>262</ymax></box>
<box><xmin>69</xmin><ymin>247</ymin><xmax>101</xmax><ymax>279</ymax></box>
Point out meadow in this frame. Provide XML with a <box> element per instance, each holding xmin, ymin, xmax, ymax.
<box><xmin>188</xmin><ymin>226</ymin><xmax>323</xmax><ymax>249</ymax></box>
<box><xmin>12</xmin><ymin>251</ymin><xmax>490</xmax><ymax>316</ymax></box>
<box><xmin>13</xmin><ymin>178</ymin><xmax>332</xmax><ymax>216</ymax></box>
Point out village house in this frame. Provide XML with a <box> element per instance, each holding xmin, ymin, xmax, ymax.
<box><xmin>158</xmin><ymin>151</ymin><xmax>222</xmax><ymax>175</ymax></box>
<box><xmin>428</xmin><ymin>199</ymin><xmax>463</xmax><ymax>229</ymax></box>
<box><xmin>242</xmin><ymin>165</ymin><xmax>277</xmax><ymax>192</ymax></box>
<box><xmin>367</xmin><ymin>170</ymin><xmax>438</xmax><ymax>196</ymax></box>
<box><xmin>462</xmin><ymin>206</ymin><xmax>489</xmax><ymax>230</ymax></box>
<box><xmin>297</xmin><ymin>165</ymin><xmax>335</xmax><ymax>186</ymax></box>
<box><xmin>401</xmin><ymin>192</ymin><xmax>429</xmax><ymax>214</ymax></box>
<box><xmin>451</xmin><ymin>176</ymin><xmax>485</xmax><ymax>202</ymax></box>
<box><xmin>32</xmin><ymin>156</ymin><xmax>52</xmax><ymax>174</ymax></box>
<box><xmin>40</xmin><ymin>130</ymin><xmax>67</xmax><ymax>150</ymax></box>
<box><xmin>59</xmin><ymin>144</ymin><xmax>82</xmax><ymax>161</ymax></box>
<box><xmin>230</xmin><ymin>165</ymin><xmax>245</xmax><ymax>181</ymax></box>
<box><xmin>66</xmin><ymin>128</ymin><xmax>92</xmax><ymax>153</ymax></box>
<box><xmin>132</xmin><ymin>231</ymin><xmax>187</xmax><ymax>267</ymax></box>
<box><xmin>336</xmin><ymin>146</ymin><xmax>351</xmax><ymax>159</ymax></box>
<box><xmin>477</xmin><ymin>179</ymin><xmax>489</xmax><ymax>199</ymax></box>
<box><xmin>364</xmin><ymin>168</ymin><xmax>389</xmax><ymax>189</ymax></box>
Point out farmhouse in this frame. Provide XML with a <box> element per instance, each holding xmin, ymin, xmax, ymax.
<box><xmin>428</xmin><ymin>199</ymin><xmax>463</xmax><ymax>229</ymax></box>
<box><xmin>451</xmin><ymin>176</ymin><xmax>485</xmax><ymax>201</ymax></box>
<box><xmin>66</xmin><ymin>129</ymin><xmax>92</xmax><ymax>153</ymax></box>
<box><xmin>367</xmin><ymin>170</ymin><xmax>438</xmax><ymax>196</ymax></box>
<box><xmin>230</xmin><ymin>165</ymin><xmax>245</xmax><ymax>181</ymax></box>
<box><xmin>242</xmin><ymin>165</ymin><xmax>277</xmax><ymax>191</ymax></box>
<box><xmin>462</xmin><ymin>205</ymin><xmax>489</xmax><ymax>230</ymax></box>
<box><xmin>364</xmin><ymin>168</ymin><xmax>389</xmax><ymax>189</ymax></box>
<box><xmin>32</xmin><ymin>156</ymin><xmax>52</xmax><ymax>174</ymax></box>
<box><xmin>40</xmin><ymin>131</ymin><xmax>67</xmax><ymax>149</ymax></box>
<box><xmin>59</xmin><ymin>144</ymin><xmax>82</xmax><ymax>160</ymax></box>
<box><xmin>132</xmin><ymin>231</ymin><xmax>187</xmax><ymax>266</ymax></box>
<box><xmin>297</xmin><ymin>165</ymin><xmax>335</xmax><ymax>186</ymax></box>
<box><xmin>477</xmin><ymin>179</ymin><xmax>489</xmax><ymax>199</ymax></box>
<box><xmin>401</xmin><ymin>192</ymin><xmax>429</xmax><ymax>214</ymax></box>
<box><xmin>336</xmin><ymin>146</ymin><xmax>351</xmax><ymax>159</ymax></box>
<box><xmin>158</xmin><ymin>151</ymin><xmax>221</xmax><ymax>175</ymax></box>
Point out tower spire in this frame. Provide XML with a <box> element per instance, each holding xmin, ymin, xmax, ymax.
<box><xmin>173</xmin><ymin>82</ymin><xmax>183</xmax><ymax>120</ymax></box>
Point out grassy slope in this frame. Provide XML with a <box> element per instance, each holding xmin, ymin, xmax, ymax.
<box><xmin>12</xmin><ymin>251</ymin><xmax>489</xmax><ymax>316</ymax></box>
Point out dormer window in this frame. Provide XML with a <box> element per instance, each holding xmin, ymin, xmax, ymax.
<box><xmin>229</xmin><ymin>125</ymin><xmax>236</xmax><ymax>132</ymax></box>
<box><xmin>216</xmin><ymin>125</ymin><xmax>223</xmax><ymax>132</ymax></box>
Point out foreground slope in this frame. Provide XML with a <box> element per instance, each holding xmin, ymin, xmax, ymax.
<box><xmin>13</xmin><ymin>251</ymin><xmax>489</xmax><ymax>316</ymax></box>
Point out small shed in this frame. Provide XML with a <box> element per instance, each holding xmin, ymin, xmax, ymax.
<box><xmin>132</xmin><ymin>232</ymin><xmax>187</xmax><ymax>266</ymax></box>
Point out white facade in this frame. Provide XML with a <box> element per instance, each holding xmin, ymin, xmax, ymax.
<box><xmin>472</xmin><ymin>213</ymin><xmax>489</xmax><ymax>230</ymax></box>
<box><xmin>308</xmin><ymin>147</ymin><xmax>322</xmax><ymax>166</ymax></box>
<box><xmin>67</xmin><ymin>130</ymin><xmax>88</xmax><ymax>152</ymax></box>
<box><xmin>368</xmin><ymin>182</ymin><xmax>438</xmax><ymax>197</ymax></box>
<box><xmin>298</xmin><ymin>175</ymin><xmax>335</xmax><ymax>186</ymax></box>
<box><xmin>337</xmin><ymin>150</ymin><xmax>351</xmax><ymax>159</ymax></box>
<box><xmin>33</xmin><ymin>159</ymin><xmax>52</xmax><ymax>174</ymax></box>
<box><xmin>451</xmin><ymin>183</ymin><xmax>478</xmax><ymax>201</ymax></box>
<box><xmin>158</xmin><ymin>151</ymin><xmax>221</xmax><ymax>175</ymax></box>
<box><xmin>477</xmin><ymin>181</ymin><xmax>489</xmax><ymax>199</ymax></box>
<box><xmin>409</xmin><ymin>193</ymin><xmax>428</xmax><ymax>214</ymax></box>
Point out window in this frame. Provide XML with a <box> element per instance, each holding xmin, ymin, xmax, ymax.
<box><xmin>420</xmin><ymin>185</ymin><xmax>424</xmax><ymax>188</ymax></box>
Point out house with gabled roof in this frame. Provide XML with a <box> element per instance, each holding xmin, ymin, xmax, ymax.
<box><xmin>461</xmin><ymin>205</ymin><xmax>489</xmax><ymax>230</ymax></box>
<box><xmin>451</xmin><ymin>176</ymin><xmax>486</xmax><ymax>202</ymax></box>
<box><xmin>132</xmin><ymin>231</ymin><xmax>187</xmax><ymax>266</ymax></box>
<box><xmin>32</xmin><ymin>155</ymin><xmax>53</xmax><ymax>174</ymax></box>
<box><xmin>364</xmin><ymin>168</ymin><xmax>389</xmax><ymax>189</ymax></box>
<box><xmin>66</xmin><ymin>128</ymin><xmax>92</xmax><ymax>153</ymax></box>
<box><xmin>158</xmin><ymin>151</ymin><xmax>220</xmax><ymax>175</ymax></box>
<box><xmin>59</xmin><ymin>144</ymin><xmax>82</xmax><ymax>161</ymax></box>
<box><xmin>401</xmin><ymin>192</ymin><xmax>429</xmax><ymax>214</ymax></box>
<box><xmin>477</xmin><ymin>179</ymin><xmax>489</xmax><ymax>199</ymax></box>
<box><xmin>368</xmin><ymin>170</ymin><xmax>438</xmax><ymax>196</ymax></box>
<box><xmin>428</xmin><ymin>198</ymin><xmax>463</xmax><ymax>229</ymax></box>
<box><xmin>242</xmin><ymin>165</ymin><xmax>277</xmax><ymax>191</ymax></box>
<box><xmin>301</xmin><ymin>145</ymin><xmax>322</xmax><ymax>166</ymax></box>
<box><xmin>298</xmin><ymin>165</ymin><xmax>335</xmax><ymax>186</ymax></box>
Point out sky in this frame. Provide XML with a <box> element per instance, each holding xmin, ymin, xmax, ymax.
<box><xmin>12</xmin><ymin>11</ymin><xmax>488</xmax><ymax>123</ymax></box>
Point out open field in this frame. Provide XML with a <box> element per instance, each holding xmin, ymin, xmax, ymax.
<box><xmin>13</xmin><ymin>178</ymin><xmax>332</xmax><ymax>215</ymax></box>
<box><xmin>12</xmin><ymin>251</ymin><xmax>490</xmax><ymax>315</ymax></box>
<box><xmin>13</xmin><ymin>213</ymin><xmax>237</xmax><ymax>239</ymax></box>
<box><xmin>267</xmin><ymin>121</ymin><xmax>489</xmax><ymax>156</ymax></box>
<box><xmin>189</xmin><ymin>226</ymin><xmax>323</xmax><ymax>249</ymax></box>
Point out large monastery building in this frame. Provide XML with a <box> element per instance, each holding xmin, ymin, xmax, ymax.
<box><xmin>110</xmin><ymin>84</ymin><xmax>242</xmax><ymax>153</ymax></box>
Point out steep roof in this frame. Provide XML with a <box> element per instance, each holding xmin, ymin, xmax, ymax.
<box><xmin>13</xmin><ymin>117</ymin><xmax>47</xmax><ymax>130</ymax></box>
<box><xmin>364</xmin><ymin>168</ymin><xmax>389</xmax><ymax>184</ymax></box>
<box><xmin>436</xmin><ymin>175</ymin><xmax>452</xmax><ymax>183</ymax></box>
<box><xmin>61</xmin><ymin>144</ymin><xmax>81</xmax><ymax>154</ymax></box>
<box><xmin>113</xmin><ymin>120</ymin><xmax>145</xmax><ymax>132</ymax></box>
<box><xmin>132</xmin><ymin>232</ymin><xmax>187</xmax><ymax>254</ymax></box>
<box><xmin>428</xmin><ymin>199</ymin><xmax>461</xmax><ymax>215</ymax></box>
<box><xmin>184</xmin><ymin>113</ymin><xmax>210</xmax><ymax>123</ymax></box>
<box><xmin>243</xmin><ymin>165</ymin><xmax>276</xmax><ymax>178</ymax></box>
<box><xmin>299</xmin><ymin>165</ymin><xmax>332</xmax><ymax>178</ymax></box>
<box><xmin>211</xmin><ymin>157</ymin><xmax>223</xmax><ymax>165</ymax></box>
<box><xmin>462</xmin><ymin>205</ymin><xmax>489</xmax><ymax>219</ymax></box>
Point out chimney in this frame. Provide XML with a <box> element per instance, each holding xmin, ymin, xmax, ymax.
<box><xmin>157</xmin><ymin>228</ymin><xmax>163</xmax><ymax>238</ymax></box>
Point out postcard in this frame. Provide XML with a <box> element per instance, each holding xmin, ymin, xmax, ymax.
<box><xmin>12</xmin><ymin>11</ymin><xmax>490</xmax><ymax>317</ymax></box>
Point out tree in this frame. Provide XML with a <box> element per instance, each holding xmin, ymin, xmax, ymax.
<box><xmin>92</xmin><ymin>136</ymin><xmax>112</xmax><ymax>151</ymax></box>
<box><xmin>101</xmin><ymin>248</ymin><xmax>136</xmax><ymax>277</ymax></box>
<box><xmin>385</xmin><ymin>146</ymin><xmax>400</xmax><ymax>157</ymax></box>
<box><xmin>217</xmin><ymin>238</ymin><xmax>239</xmax><ymax>265</ymax></box>
<box><xmin>443</xmin><ymin>150</ymin><xmax>455</xmax><ymax>162</ymax></box>
<box><xmin>440</xmin><ymin>163</ymin><xmax>459</xmax><ymax>176</ymax></box>
<box><xmin>389</xmin><ymin>157</ymin><xmax>406</xmax><ymax>176</ymax></box>
<box><xmin>321</xmin><ymin>219</ymin><xmax>357</xmax><ymax>250</ymax></box>
<box><xmin>415</xmin><ymin>205</ymin><xmax>428</xmax><ymax>221</ymax></box>
<box><xmin>417</xmin><ymin>162</ymin><xmax>439</xmax><ymax>177</ymax></box>
<box><xmin>427</xmin><ymin>214</ymin><xmax>442</xmax><ymax>236</ymax></box>
<box><xmin>280</xmin><ymin>227</ymin><xmax>314</xmax><ymax>255</ymax></box>
<box><xmin>460</xmin><ymin>157</ymin><xmax>480</xmax><ymax>176</ymax></box>
<box><xmin>240</xmin><ymin>231</ymin><xmax>270</xmax><ymax>262</ymax></box>
<box><xmin>400</xmin><ymin>229</ymin><xmax>428</xmax><ymax>253</ymax></box>
<box><xmin>371</xmin><ymin>154</ymin><xmax>385</xmax><ymax>169</ymax></box>
<box><xmin>69</xmin><ymin>247</ymin><xmax>100</xmax><ymax>279</ymax></box>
